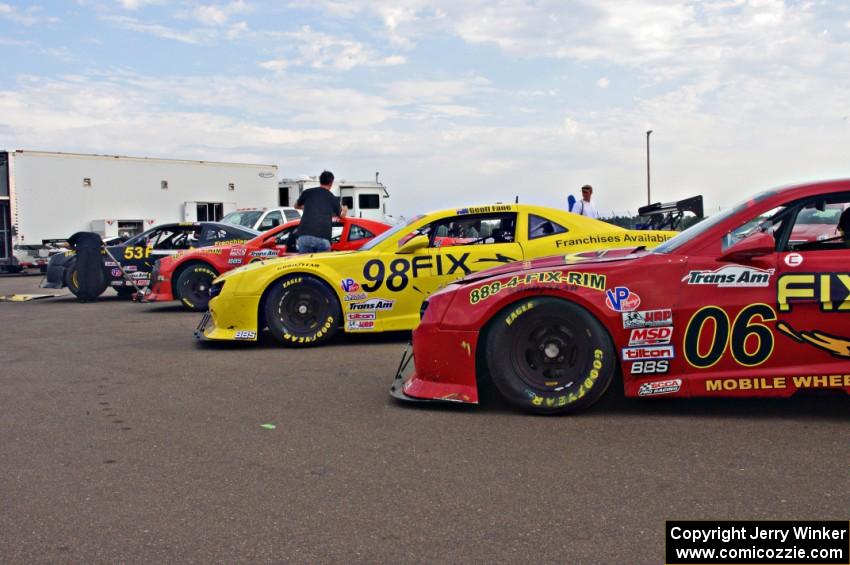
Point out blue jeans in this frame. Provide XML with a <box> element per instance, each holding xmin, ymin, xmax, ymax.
<box><xmin>296</xmin><ymin>235</ymin><xmax>331</xmax><ymax>253</ymax></box>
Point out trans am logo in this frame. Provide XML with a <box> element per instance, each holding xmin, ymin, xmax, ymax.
<box><xmin>349</xmin><ymin>298</ymin><xmax>395</xmax><ymax>311</ymax></box>
<box><xmin>683</xmin><ymin>265</ymin><xmax>774</xmax><ymax>287</ymax></box>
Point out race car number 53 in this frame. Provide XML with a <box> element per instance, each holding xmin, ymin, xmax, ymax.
<box><xmin>123</xmin><ymin>246</ymin><xmax>153</xmax><ymax>260</ymax></box>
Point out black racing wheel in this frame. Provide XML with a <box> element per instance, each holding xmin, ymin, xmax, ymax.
<box><xmin>485</xmin><ymin>297</ymin><xmax>616</xmax><ymax>415</ymax></box>
<box><xmin>65</xmin><ymin>261</ymin><xmax>108</xmax><ymax>299</ymax></box>
<box><xmin>175</xmin><ymin>263</ymin><xmax>219</xmax><ymax>312</ymax></box>
<box><xmin>264</xmin><ymin>275</ymin><xmax>340</xmax><ymax>347</ymax></box>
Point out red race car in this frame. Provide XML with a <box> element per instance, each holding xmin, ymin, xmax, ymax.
<box><xmin>392</xmin><ymin>179</ymin><xmax>850</xmax><ymax>414</ymax></box>
<box><xmin>147</xmin><ymin>216</ymin><xmax>390</xmax><ymax>311</ymax></box>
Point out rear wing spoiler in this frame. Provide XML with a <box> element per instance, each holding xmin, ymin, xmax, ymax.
<box><xmin>636</xmin><ymin>195</ymin><xmax>704</xmax><ymax>231</ymax></box>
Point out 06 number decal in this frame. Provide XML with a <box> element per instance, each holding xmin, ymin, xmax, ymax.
<box><xmin>684</xmin><ymin>303</ymin><xmax>777</xmax><ymax>368</ymax></box>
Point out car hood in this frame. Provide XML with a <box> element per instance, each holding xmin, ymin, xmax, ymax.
<box><xmin>458</xmin><ymin>247</ymin><xmax>651</xmax><ymax>285</ymax></box>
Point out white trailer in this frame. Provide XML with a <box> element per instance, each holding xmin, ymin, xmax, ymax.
<box><xmin>0</xmin><ymin>150</ymin><xmax>278</xmax><ymax>272</ymax></box>
<box><xmin>279</xmin><ymin>174</ymin><xmax>392</xmax><ymax>223</ymax></box>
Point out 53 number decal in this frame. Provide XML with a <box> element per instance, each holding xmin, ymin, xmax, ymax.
<box><xmin>123</xmin><ymin>246</ymin><xmax>152</xmax><ymax>260</ymax></box>
<box><xmin>684</xmin><ymin>303</ymin><xmax>777</xmax><ymax>368</ymax></box>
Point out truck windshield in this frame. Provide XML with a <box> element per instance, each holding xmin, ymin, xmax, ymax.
<box><xmin>221</xmin><ymin>211</ymin><xmax>263</xmax><ymax>228</ymax></box>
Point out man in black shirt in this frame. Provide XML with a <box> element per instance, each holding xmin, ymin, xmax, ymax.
<box><xmin>295</xmin><ymin>170</ymin><xmax>347</xmax><ymax>253</ymax></box>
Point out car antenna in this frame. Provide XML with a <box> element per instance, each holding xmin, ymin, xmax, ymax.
<box><xmin>515</xmin><ymin>195</ymin><xmax>519</xmax><ymax>203</ymax></box>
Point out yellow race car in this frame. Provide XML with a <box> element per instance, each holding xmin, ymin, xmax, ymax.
<box><xmin>195</xmin><ymin>204</ymin><xmax>676</xmax><ymax>346</ymax></box>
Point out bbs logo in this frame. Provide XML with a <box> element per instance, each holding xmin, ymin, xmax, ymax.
<box><xmin>234</xmin><ymin>330</ymin><xmax>257</xmax><ymax>340</ymax></box>
<box><xmin>630</xmin><ymin>360</ymin><xmax>669</xmax><ymax>375</ymax></box>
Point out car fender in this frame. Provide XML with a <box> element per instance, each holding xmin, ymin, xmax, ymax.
<box><xmin>254</xmin><ymin>262</ymin><xmax>345</xmax><ymax>328</ymax></box>
<box><xmin>170</xmin><ymin>257</ymin><xmax>218</xmax><ymax>294</ymax></box>
<box><xmin>441</xmin><ymin>271</ymin><xmax>613</xmax><ymax>330</ymax></box>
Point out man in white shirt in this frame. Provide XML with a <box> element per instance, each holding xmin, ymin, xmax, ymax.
<box><xmin>574</xmin><ymin>184</ymin><xmax>599</xmax><ymax>219</ymax></box>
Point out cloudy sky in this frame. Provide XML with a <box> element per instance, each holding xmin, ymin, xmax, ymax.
<box><xmin>2</xmin><ymin>0</ymin><xmax>850</xmax><ymax>217</ymax></box>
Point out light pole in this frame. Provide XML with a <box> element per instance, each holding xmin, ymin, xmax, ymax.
<box><xmin>646</xmin><ymin>130</ymin><xmax>653</xmax><ymax>205</ymax></box>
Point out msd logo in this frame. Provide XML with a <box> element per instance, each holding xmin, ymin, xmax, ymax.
<box><xmin>629</xmin><ymin>326</ymin><xmax>673</xmax><ymax>346</ymax></box>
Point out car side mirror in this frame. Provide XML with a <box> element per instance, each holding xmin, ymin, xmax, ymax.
<box><xmin>718</xmin><ymin>231</ymin><xmax>776</xmax><ymax>262</ymax></box>
<box><xmin>397</xmin><ymin>234</ymin><xmax>429</xmax><ymax>254</ymax></box>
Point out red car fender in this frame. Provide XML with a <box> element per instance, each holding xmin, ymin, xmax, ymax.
<box><xmin>408</xmin><ymin>272</ymin><xmax>619</xmax><ymax>404</ymax></box>
<box><xmin>438</xmin><ymin>272</ymin><xmax>617</xmax><ymax>335</ymax></box>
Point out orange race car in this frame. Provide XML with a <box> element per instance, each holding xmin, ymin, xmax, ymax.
<box><xmin>146</xmin><ymin>216</ymin><xmax>390</xmax><ymax>311</ymax></box>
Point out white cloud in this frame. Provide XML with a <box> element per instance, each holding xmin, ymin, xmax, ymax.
<box><xmin>193</xmin><ymin>1</ymin><xmax>248</xmax><ymax>26</ymax></box>
<box><xmin>117</xmin><ymin>0</ymin><xmax>163</xmax><ymax>10</ymax></box>
<box><xmin>0</xmin><ymin>2</ymin><xmax>57</xmax><ymax>26</ymax></box>
<box><xmin>226</xmin><ymin>20</ymin><xmax>248</xmax><ymax>39</ymax></box>
<box><xmin>258</xmin><ymin>59</ymin><xmax>288</xmax><ymax>71</ymax></box>
<box><xmin>102</xmin><ymin>15</ymin><xmax>215</xmax><ymax>44</ymax></box>
<box><xmin>8</xmin><ymin>1</ymin><xmax>850</xmax><ymax>217</ymax></box>
<box><xmin>282</xmin><ymin>26</ymin><xmax>406</xmax><ymax>70</ymax></box>
<box><xmin>418</xmin><ymin>104</ymin><xmax>484</xmax><ymax>118</ymax></box>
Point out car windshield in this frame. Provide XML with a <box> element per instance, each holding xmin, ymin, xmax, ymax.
<box><xmin>653</xmin><ymin>190</ymin><xmax>776</xmax><ymax>254</ymax></box>
<box><xmin>359</xmin><ymin>215</ymin><xmax>425</xmax><ymax>251</ymax></box>
<box><xmin>221</xmin><ymin>210</ymin><xmax>263</xmax><ymax>228</ymax></box>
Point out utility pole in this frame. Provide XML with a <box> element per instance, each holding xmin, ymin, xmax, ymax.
<box><xmin>646</xmin><ymin>130</ymin><xmax>653</xmax><ymax>205</ymax></box>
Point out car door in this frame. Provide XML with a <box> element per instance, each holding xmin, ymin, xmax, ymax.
<box><xmin>346</xmin><ymin>212</ymin><xmax>518</xmax><ymax>331</ymax></box>
<box><xmin>342</xmin><ymin>222</ymin><xmax>375</xmax><ymax>251</ymax></box>
<box><xmin>120</xmin><ymin>226</ymin><xmax>197</xmax><ymax>287</ymax></box>
<box><xmin>673</xmin><ymin>205</ymin><xmax>788</xmax><ymax>394</ymax></box>
<box><xmin>523</xmin><ymin>212</ymin><xmax>571</xmax><ymax>258</ymax></box>
<box><xmin>423</xmin><ymin>212</ymin><xmax>523</xmax><ymax>295</ymax></box>
<box><xmin>199</xmin><ymin>224</ymin><xmax>247</xmax><ymax>247</ymax></box>
<box><xmin>774</xmin><ymin>192</ymin><xmax>850</xmax><ymax>391</ymax></box>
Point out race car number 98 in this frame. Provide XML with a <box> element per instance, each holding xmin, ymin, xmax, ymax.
<box><xmin>363</xmin><ymin>259</ymin><xmax>409</xmax><ymax>292</ymax></box>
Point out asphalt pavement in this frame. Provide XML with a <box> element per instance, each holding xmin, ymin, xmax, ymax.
<box><xmin>0</xmin><ymin>274</ymin><xmax>847</xmax><ymax>564</ymax></box>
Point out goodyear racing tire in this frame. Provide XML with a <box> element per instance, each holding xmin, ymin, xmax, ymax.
<box><xmin>485</xmin><ymin>297</ymin><xmax>616</xmax><ymax>415</ymax></box>
<box><xmin>264</xmin><ymin>275</ymin><xmax>340</xmax><ymax>347</ymax></box>
<box><xmin>175</xmin><ymin>263</ymin><xmax>219</xmax><ymax>312</ymax></box>
<box><xmin>65</xmin><ymin>261</ymin><xmax>108</xmax><ymax>299</ymax></box>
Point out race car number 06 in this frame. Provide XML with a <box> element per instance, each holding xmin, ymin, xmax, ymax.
<box><xmin>684</xmin><ymin>303</ymin><xmax>776</xmax><ymax>368</ymax></box>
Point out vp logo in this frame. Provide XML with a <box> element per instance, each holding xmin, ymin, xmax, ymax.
<box><xmin>605</xmin><ymin>286</ymin><xmax>641</xmax><ymax>312</ymax></box>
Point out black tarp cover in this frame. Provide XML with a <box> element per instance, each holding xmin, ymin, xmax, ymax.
<box><xmin>68</xmin><ymin>232</ymin><xmax>105</xmax><ymax>300</ymax></box>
